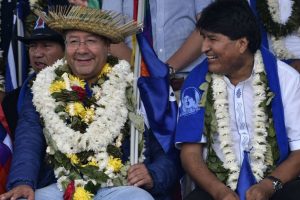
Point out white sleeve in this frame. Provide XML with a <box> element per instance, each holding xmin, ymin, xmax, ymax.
<box><xmin>175</xmin><ymin>135</ymin><xmax>207</xmax><ymax>149</ymax></box>
<box><xmin>277</xmin><ymin>60</ymin><xmax>300</xmax><ymax>151</ymax></box>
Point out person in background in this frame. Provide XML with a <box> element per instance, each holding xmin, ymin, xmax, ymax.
<box><xmin>176</xmin><ymin>1</ymin><xmax>300</xmax><ymax>200</ymax></box>
<box><xmin>0</xmin><ymin>5</ymin><xmax>180</xmax><ymax>200</ymax></box>
<box><xmin>252</xmin><ymin>0</ymin><xmax>300</xmax><ymax>73</ymax></box>
<box><xmin>68</xmin><ymin>0</ymin><xmax>87</xmax><ymax>6</ymax></box>
<box><xmin>1</xmin><ymin>17</ymin><xmax>65</xmax><ymax>137</ymax></box>
<box><xmin>102</xmin><ymin>0</ymin><xmax>212</xmax><ymax>86</ymax></box>
<box><xmin>0</xmin><ymin>16</ymin><xmax>64</xmax><ymax>195</ymax></box>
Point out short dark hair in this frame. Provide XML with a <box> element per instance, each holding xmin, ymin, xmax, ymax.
<box><xmin>197</xmin><ymin>0</ymin><xmax>261</xmax><ymax>53</ymax></box>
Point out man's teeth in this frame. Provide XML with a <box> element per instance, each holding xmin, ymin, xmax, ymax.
<box><xmin>207</xmin><ymin>55</ymin><xmax>217</xmax><ymax>59</ymax></box>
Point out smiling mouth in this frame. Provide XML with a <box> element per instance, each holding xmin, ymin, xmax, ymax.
<box><xmin>207</xmin><ymin>55</ymin><xmax>217</xmax><ymax>60</ymax></box>
<box><xmin>34</xmin><ymin>62</ymin><xmax>47</xmax><ymax>68</ymax></box>
<box><xmin>76</xmin><ymin>57</ymin><xmax>93</xmax><ymax>62</ymax></box>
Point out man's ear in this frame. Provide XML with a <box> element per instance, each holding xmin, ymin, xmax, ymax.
<box><xmin>237</xmin><ymin>37</ymin><xmax>249</xmax><ymax>54</ymax></box>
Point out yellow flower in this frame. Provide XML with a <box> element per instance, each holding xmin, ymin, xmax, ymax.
<box><xmin>69</xmin><ymin>75</ymin><xmax>85</xmax><ymax>88</ymax></box>
<box><xmin>67</xmin><ymin>154</ymin><xmax>80</xmax><ymax>165</ymax></box>
<box><xmin>66</xmin><ymin>102</ymin><xmax>85</xmax><ymax>117</ymax></box>
<box><xmin>107</xmin><ymin>156</ymin><xmax>123</xmax><ymax>172</ymax></box>
<box><xmin>87</xmin><ymin>160</ymin><xmax>98</xmax><ymax>167</ymax></box>
<box><xmin>99</xmin><ymin>63</ymin><xmax>112</xmax><ymax>78</ymax></box>
<box><xmin>81</xmin><ymin>157</ymin><xmax>98</xmax><ymax>168</ymax></box>
<box><xmin>49</xmin><ymin>80</ymin><xmax>66</xmax><ymax>93</ymax></box>
<box><xmin>83</xmin><ymin>107</ymin><xmax>95</xmax><ymax>124</ymax></box>
<box><xmin>73</xmin><ymin>187</ymin><xmax>93</xmax><ymax>200</ymax></box>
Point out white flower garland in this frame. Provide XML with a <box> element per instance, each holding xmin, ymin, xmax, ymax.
<box><xmin>271</xmin><ymin>36</ymin><xmax>297</xmax><ymax>59</ymax></box>
<box><xmin>211</xmin><ymin>50</ymin><xmax>268</xmax><ymax>189</ymax></box>
<box><xmin>267</xmin><ymin>0</ymin><xmax>282</xmax><ymax>24</ymax></box>
<box><xmin>32</xmin><ymin>58</ymin><xmax>133</xmax><ymax>154</ymax></box>
<box><xmin>267</xmin><ymin>0</ymin><xmax>298</xmax><ymax>59</ymax></box>
<box><xmin>250</xmin><ymin>51</ymin><xmax>268</xmax><ymax>181</ymax></box>
<box><xmin>211</xmin><ymin>74</ymin><xmax>240</xmax><ymax>189</ymax></box>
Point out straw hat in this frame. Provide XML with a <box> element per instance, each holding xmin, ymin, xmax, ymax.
<box><xmin>34</xmin><ymin>6</ymin><xmax>143</xmax><ymax>43</ymax></box>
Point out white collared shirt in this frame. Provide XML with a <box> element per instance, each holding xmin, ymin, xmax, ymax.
<box><xmin>201</xmin><ymin>60</ymin><xmax>300</xmax><ymax>165</ymax></box>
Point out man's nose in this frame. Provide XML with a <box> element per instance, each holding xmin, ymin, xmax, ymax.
<box><xmin>76</xmin><ymin>41</ymin><xmax>90</xmax><ymax>52</ymax></box>
<box><xmin>201</xmin><ymin>38</ymin><xmax>210</xmax><ymax>53</ymax></box>
<box><xmin>31</xmin><ymin>47</ymin><xmax>45</xmax><ymax>57</ymax></box>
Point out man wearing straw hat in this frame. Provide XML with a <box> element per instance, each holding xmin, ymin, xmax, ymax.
<box><xmin>0</xmin><ymin>6</ymin><xmax>180</xmax><ymax>200</ymax></box>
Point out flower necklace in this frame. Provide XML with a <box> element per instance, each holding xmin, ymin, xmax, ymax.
<box><xmin>256</xmin><ymin>0</ymin><xmax>300</xmax><ymax>59</ymax></box>
<box><xmin>211</xmin><ymin>50</ymin><xmax>269</xmax><ymax>189</ymax></box>
<box><xmin>256</xmin><ymin>0</ymin><xmax>300</xmax><ymax>38</ymax></box>
<box><xmin>32</xmin><ymin>58</ymin><xmax>138</xmax><ymax>197</ymax></box>
<box><xmin>32</xmin><ymin>59</ymin><xmax>132</xmax><ymax>154</ymax></box>
<box><xmin>271</xmin><ymin>35</ymin><xmax>297</xmax><ymax>59</ymax></box>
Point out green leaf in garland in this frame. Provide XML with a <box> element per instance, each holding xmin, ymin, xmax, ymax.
<box><xmin>107</xmin><ymin>144</ymin><xmax>123</xmax><ymax>158</ymax></box>
<box><xmin>52</xmin><ymin>151</ymin><xmax>73</xmax><ymax>171</ymax></box>
<box><xmin>256</xmin><ymin>0</ymin><xmax>300</xmax><ymax>38</ymax></box>
<box><xmin>55</xmin><ymin>105</ymin><xmax>65</xmax><ymax>113</ymax></box>
<box><xmin>76</xmin><ymin>151</ymin><xmax>94</xmax><ymax>164</ymax></box>
<box><xmin>84</xmin><ymin>181</ymin><xmax>100</xmax><ymax>195</ymax></box>
<box><xmin>112</xmin><ymin>177</ymin><xmax>124</xmax><ymax>186</ymax></box>
<box><xmin>54</xmin><ymin>63</ymin><xmax>70</xmax><ymax>77</ymax></box>
<box><xmin>80</xmin><ymin>166</ymin><xmax>110</xmax><ymax>182</ymax></box>
<box><xmin>128</xmin><ymin>112</ymin><xmax>145</xmax><ymax>133</ymax></box>
<box><xmin>268</xmin><ymin>122</ymin><xmax>276</xmax><ymax>137</ymax></box>
<box><xmin>107</xmin><ymin>55</ymin><xmax>119</xmax><ymax>66</ymax></box>
<box><xmin>205</xmin><ymin>73</ymin><xmax>212</xmax><ymax>83</ymax></box>
<box><xmin>199</xmin><ymin>82</ymin><xmax>208</xmax><ymax>107</ymax></box>
<box><xmin>126</xmin><ymin>86</ymin><xmax>135</xmax><ymax>112</ymax></box>
<box><xmin>199</xmin><ymin>82</ymin><xmax>208</xmax><ymax>91</ymax></box>
<box><xmin>266</xmin><ymin>91</ymin><xmax>274</xmax><ymax>106</ymax></box>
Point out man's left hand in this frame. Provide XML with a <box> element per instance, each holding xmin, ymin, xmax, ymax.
<box><xmin>127</xmin><ymin>163</ymin><xmax>153</xmax><ymax>189</ymax></box>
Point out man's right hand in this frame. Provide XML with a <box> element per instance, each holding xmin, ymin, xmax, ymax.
<box><xmin>0</xmin><ymin>185</ymin><xmax>34</xmax><ymax>200</ymax></box>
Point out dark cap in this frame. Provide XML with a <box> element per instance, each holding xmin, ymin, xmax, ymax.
<box><xmin>18</xmin><ymin>17</ymin><xmax>65</xmax><ymax>47</ymax></box>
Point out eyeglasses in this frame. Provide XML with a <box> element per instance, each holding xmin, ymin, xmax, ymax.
<box><xmin>65</xmin><ymin>39</ymin><xmax>100</xmax><ymax>49</ymax></box>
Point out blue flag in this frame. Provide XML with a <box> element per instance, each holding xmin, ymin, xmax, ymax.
<box><xmin>5</xmin><ymin>16</ymin><xmax>18</xmax><ymax>92</ymax></box>
<box><xmin>236</xmin><ymin>151</ymin><xmax>257</xmax><ymax>200</ymax></box>
<box><xmin>0</xmin><ymin>105</ymin><xmax>13</xmax><ymax>193</ymax></box>
<box><xmin>5</xmin><ymin>0</ymin><xmax>29</xmax><ymax>92</ymax></box>
<box><xmin>137</xmin><ymin>33</ymin><xmax>178</xmax><ymax>154</ymax></box>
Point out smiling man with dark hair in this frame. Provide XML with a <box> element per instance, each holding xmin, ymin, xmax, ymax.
<box><xmin>176</xmin><ymin>1</ymin><xmax>300</xmax><ymax>200</ymax></box>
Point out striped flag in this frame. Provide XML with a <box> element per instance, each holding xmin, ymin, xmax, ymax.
<box><xmin>236</xmin><ymin>151</ymin><xmax>257</xmax><ymax>200</ymax></box>
<box><xmin>0</xmin><ymin>105</ymin><xmax>12</xmax><ymax>194</ymax></box>
<box><xmin>133</xmin><ymin>0</ymin><xmax>178</xmax><ymax>154</ymax></box>
<box><xmin>137</xmin><ymin>33</ymin><xmax>178</xmax><ymax>154</ymax></box>
<box><xmin>5</xmin><ymin>0</ymin><xmax>29</xmax><ymax>92</ymax></box>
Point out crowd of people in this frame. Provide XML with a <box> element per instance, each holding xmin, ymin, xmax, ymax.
<box><xmin>0</xmin><ymin>0</ymin><xmax>300</xmax><ymax>200</ymax></box>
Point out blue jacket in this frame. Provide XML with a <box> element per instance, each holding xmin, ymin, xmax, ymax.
<box><xmin>7</xmin><ymin>90</ymin><xmax>181</xmax><ymax>200</ymax></box>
